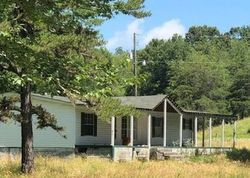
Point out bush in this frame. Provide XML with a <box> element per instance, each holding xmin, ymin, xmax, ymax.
<box><xmin>226</xmin><ymin>148</ymin><xmax>250</xmax><ymax>163</ymax></box>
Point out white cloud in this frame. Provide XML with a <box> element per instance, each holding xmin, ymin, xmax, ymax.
<box><xmin>106</xmin><ymin>19</ymin><xmax>144</xmax><ymax>51</ymax></box>
<box><xmin>106</xmin><ymin>19</ymin><xmax>186</xmax><ymax>51</ymax></box>
<box><xmin>143</xmin><ymin>19</ymin><xmax>186</xmax><ymax>45</ymax></box>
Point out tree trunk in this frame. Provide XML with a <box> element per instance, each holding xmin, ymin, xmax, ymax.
<box><xmin>20</xmin><ymin>83</ymin><xmax>34</xmax><ymax>173</ymax></box>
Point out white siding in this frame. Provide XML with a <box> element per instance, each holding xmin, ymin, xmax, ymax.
<box><xmin>166</xmin><ymin>113</ymin><xmax>181</xmax><ymax>146</ymax></box>
<box><xmin>0</xmin><ymin>97</ymin><xmax>76</xmax><ymax>148</ymax></box>
<box><xmin>0</xmin><ymin>120</ymin><xmax>21</xmax><ymax>147</ymax></box>
<box><xmin>136</xmin><ymin>111</ymin><xmax>192</xmax><ymax>146</ymax></box>
<box><xmin>74</xmin><ymin>110</ymin><xmax>193</xmax><ymax>146</ymax></box>
<box><xmin>75</xmin><ymin>107</ymin><xmax>111</xmax><ymax>146</ymax></box>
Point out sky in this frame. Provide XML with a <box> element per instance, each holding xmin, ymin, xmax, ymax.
<box><xmin>98</xmin><ymin>0</ymin><xmax>250</xmax><ymax>52</ymax></box>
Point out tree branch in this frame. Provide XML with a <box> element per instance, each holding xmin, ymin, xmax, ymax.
<box><xmin>0</xmin><ymin>53</ymin><xmax>22</xmax><ymax>75</ymax></box>
<box><xmin>0</xmin><ymin>62</ymin><xmax>10</xmax><ymax>72</ymax></box>
<box><xmin>0</xmin><ymin>96</ymin><xmax>21</xmax><ymax>122</ymax></box>
<box><xmin>32</xmin><ymin>105</ymin><xmax>66</xmax><ymax>138</ymax></box>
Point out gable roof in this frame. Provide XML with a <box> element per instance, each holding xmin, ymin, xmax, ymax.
<box><xmin>115</xmin><ymin>95</ymin><xmax>167</xmax><ymax>110</ymax></box>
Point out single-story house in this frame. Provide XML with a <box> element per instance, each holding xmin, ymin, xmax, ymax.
<box><xmin>0</xmin><ymin>93</ymin><xmax>237</xmax><ymax>159</ymax></box>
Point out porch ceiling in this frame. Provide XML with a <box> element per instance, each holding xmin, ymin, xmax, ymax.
<box><xmin>154</xmin><ymin>101</ymin><xmax>178</xmax><ymax>113</ymax></box>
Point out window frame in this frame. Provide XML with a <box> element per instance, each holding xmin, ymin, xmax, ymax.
<box><xmin>152</xmin><ymin>117</ymin><xmax>163</xmax><ymax>138</ymax></box>
<box><xmin>81</xmin><ymin>113</ymin><xmax>97</xmax><ymax>136</ymax></box>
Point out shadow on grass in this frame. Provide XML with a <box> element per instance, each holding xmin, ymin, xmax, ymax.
<box><xmin>226</xmin><ymin>148</ymin><xmax>250</xmax><ymax>163</ymax></box>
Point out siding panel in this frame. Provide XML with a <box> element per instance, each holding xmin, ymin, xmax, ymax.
<box><xmin>0</xmin><ymin>97</ymin><xmax>75</xmax><ymax>148</ymax></box>
<box><xmin>75</xmin><ymin>108</ymin><xmax>111</xmax><ymax>146</ymax></box>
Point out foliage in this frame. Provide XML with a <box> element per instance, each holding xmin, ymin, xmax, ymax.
<box><xmin>137</xmin><ymin>35</ymin><xmax>191</xmax><ymax>95</ymax></box>
<box><xmin>185</xmin><ymin>25</ymin><xmax>220</xmax><ymax>44</ymax></box>
<box><xmin>137</xmin><ymin>25</ymin><xmax>250</xmax><ymax>117</ymax></box>
<box><xmin>226</xmin><ymin>148</ymin><xmax>250</xmax><ymax>163</ymax></box>
<box><xmin>94</xmin><ymin>97</ymin><xmax>142</xmax><ymax>122</ymax></box>
<box><xmin>0</xmin><ymin>0</ymin><xmax>149</xmax><ymax>173</ymax></box>
<box><xmin>228</xmin><ymin>41</ymin><xmax>250</xmax><ymax>118</ymax></box>
<box><xmin>168</xmin><ymin>51</ymin><xmax>230</xmax><ymax>114</ymax></box>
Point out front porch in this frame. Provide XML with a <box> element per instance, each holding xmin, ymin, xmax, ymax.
<box><xmin>112</xmin><ymin>146</ymin><xmax>233</xmax><ymax>161</ymax></box>
<box><xmin>110</xmin><ymin>95</ymin><xmax>237</xmax><ymax>161</ymax></box>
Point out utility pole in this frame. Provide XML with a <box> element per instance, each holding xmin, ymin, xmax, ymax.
<box><xmin>133</xmin><ymin>32</ymin><xmax>138</xmax><ymax>96</ymax></box>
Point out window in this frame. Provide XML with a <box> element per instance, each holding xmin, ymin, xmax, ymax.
<box><xmin>81</xmin><ymin>113</ymin><xmax>97</xmax><ymax>136</ymax></box>
<box><xmin>121</xmin><ymin>117</ymin><xmax>128</xmax><ymax>138</ymax></box>
<box><xmin>121</xmin><ymin>116</ymin><xmax>137</xmax><ymax>140</ymax></box>
<box><xmin>152</xmin><ymin>117</ymin><xmax>163</xmax><ymax>137</ymax></box>
<box><xmin>183</xmin><ymin>118</ymin><xmax>192</xmax><ymax>130</ymax></box>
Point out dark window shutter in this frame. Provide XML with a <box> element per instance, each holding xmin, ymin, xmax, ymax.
<box><xmin>81</xmin><ymin>113</ymin><xmax>85</xmax><ymax>136</ymax></box>
<box><xmin>189</xmin><ymin>119</ymin><xmax>192</xmax><ymax>130</ymax></box>
<box><xmin>161</xmin><ymin>118</ymin><xmax>163</xmax><ymax>137</ymax></box>
<box><xmin>94</xmin><ymin>115</ymin><xmax>97</xmax><ymax>136</ymax></box>
<box><xmin>152</xmin><ymin>117</ymin><xmax>155</xmax><ymax>137</ymax></box>
<box><xmin>183</xmin><ymin>118</ymin><xmax>186</xmax><ymax>130</ymax></box>
<box><xmin>115</xmin><ymin>117</ymin><xmax>117</xmax><ymax>139</ymax></box>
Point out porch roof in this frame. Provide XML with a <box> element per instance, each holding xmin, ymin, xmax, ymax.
<box><xmin>116</xmin><ymin>95</ymin><xmax>236</xmax><ymax>119</ymax></box>
<box><xmin>115</xmin><ymin>95</ymin><xmax>167</xmax><ymax>110</ymax></box>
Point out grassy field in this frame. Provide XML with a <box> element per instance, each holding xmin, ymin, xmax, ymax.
<box><xmin>0</xmin><ymin>154</ymin><xmax>249</xmax><ymax>178</ymax></box>
<box><xmin>197</xmin><ymin>117</ymin><xmax>250</xmax><ymax>148</ymax></box>
<box><xmin>0</xmin><ymin>117</ymin><xmax>249</xmax><ymax>178</ymax></box>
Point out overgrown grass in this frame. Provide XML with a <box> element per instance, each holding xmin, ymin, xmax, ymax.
<box><xmin>198</xmin><ymin>117</ymin><xmax>250</xmax><ymax>148</ymax></box>
<box><xmin>1</xmin><ymin>117</ymin><xmax>249</xmax><ymax>178</ymax></box>
<box><xmin>0</xmin><ymin>154</ymin><xmax>250</xmax><ymax>178</ymax></box>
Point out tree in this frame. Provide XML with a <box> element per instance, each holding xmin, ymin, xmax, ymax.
<box><xmin>137</xmin><ymin>35</ymin><xmax>191</xmax><ymax>95</ymax></box>
<box><xmin>0</xmin><ymin>0</ymin><xmax>149</xmax><ymax>173</ymax></box>
<box><xmin>167</xmin><ymin>51</ymin><xmax>231</xmax><ymax>114</ymax></box>
<box><xmin>228</xmin><ymin>41</ymin><xmax>250</xmax><ymax>118</ymax></box>
<box><xmin>185</xmin><ymin>25</ymin><xmax>220</xmax><ymax>44</ymax></box>
<box><xmin>229</xmin><ymin>26</ymin><xmax>250</xmax><ymax>40</ymax></box>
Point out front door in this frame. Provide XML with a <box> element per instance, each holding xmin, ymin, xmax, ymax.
<box><xmin>121</xmin><ymin>117</ymin><xmax>137</xmax><ymax>145</ymax></box>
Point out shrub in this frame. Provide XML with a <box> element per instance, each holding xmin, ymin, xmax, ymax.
<box><xmin>226</xmin><ymin>148</ymin><xmax>250</xmax><ymax>163</ymax></box>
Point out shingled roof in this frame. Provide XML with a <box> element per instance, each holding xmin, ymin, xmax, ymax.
<box><xmin>2</xmin><ymin>93</ymin><xmax>236</xmax><ymax>119</ymax></box>
<box><xmin>115</xmin><ymin>95</ymin><xmax>167</xmax><ymax>110</ymax></box>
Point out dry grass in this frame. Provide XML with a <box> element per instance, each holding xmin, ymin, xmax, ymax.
<box><xmin>197</xmin><ymin>117</ymin><xmax>250</xmax><ymax>149</ymax></box>
<box><xmin>1</xmin><ymin>117</ymin><xmax>249</xmax><ymax>178</ymax></box>
<box><xmin>0</xmin><ymin>154</ymin><xmax>250</xmax><ymax>178</ymax></box>
<box><xmin>197</xmin><ymin>138</ymin><xmax>250</xmax><ymax>149</ymax></box>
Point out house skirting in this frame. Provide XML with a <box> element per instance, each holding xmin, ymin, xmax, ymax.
<box><xmin>112</xmin><ymin>146</ymin><xmax>233</xmax><ymax>161</ymax></box>
<box><xmin>0</xmin><ymin>147</ymin><xmax>75</xmax><ymax>156</ymax></box>
<box><xmin>0</xmin><ymin>146</ymin><xmax>233</xmax><ymax>161</ymax></box>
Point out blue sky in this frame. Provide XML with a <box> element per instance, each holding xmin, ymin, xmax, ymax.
<box><xmin>98</xmin><ymin>0</ymin><xmax>250</xmax><ymax>51</ymax></box>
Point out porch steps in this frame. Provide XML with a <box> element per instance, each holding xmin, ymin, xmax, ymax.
<box><xmin>150</xmin><ymin>148</ymin><xmax>184</xmax><ymax>160</ymax></box>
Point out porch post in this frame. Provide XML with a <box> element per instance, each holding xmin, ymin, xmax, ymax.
<box><xmin>233</xmin><ymin>118</ymin><xmax>237</xmax><ymax>148</ymax></box>
<box><xmin>111</xmin><ymin>116</ymin><xmax>115</xmax><ymax>146</ymax></box>
<box><xmin>209</xmin><ymin>117</ymin><xmax>212</xmax><ymax>147</ymax></box>
<box><xmin>194</xmin><ymin>116</ymin><xmax>198</xmax><ymax>147</ymax></box>
<box><xmin>147</xmin><ymin>114</ymin><xmax>151</xmax><ymax>148</ymax></box>
<box><xmin>163</xmin><ymin>99</ymin><xmax>167</xmax><ymax>147</ymax></box>
<box><xmin>202</xmin><ymin>117</ymin><xmax>205</xmax><ymax>147</ymax></box>
<box><xmin>130</xmin><ymin>115</ymin><xmax>134</xmax><ymax>146</ymax></box>
<box><xmin>179</xmin><ymin>114</ymin><xmax>183</xmax><ymax>147</ymax></box>
<box><xmin>221</xmin><ymin>118</ymin><xmax>225</xmax><ymax>147</ymax></box>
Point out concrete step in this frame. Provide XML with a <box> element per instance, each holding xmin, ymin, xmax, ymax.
<box><xmin>163</xmin><ymin>152</ymin><xmax>179</xmax><ymax>156</ymax></box>
<box><xmin>165</xmin><ymin>154</ymin><xmax>185</xmax><ymax>160</ymax></box>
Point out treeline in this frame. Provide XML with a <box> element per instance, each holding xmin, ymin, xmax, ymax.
<box><xmin>135</xmin><ymin>26</ymin><xmax>250</xmax><ymax>118</ymax></box>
